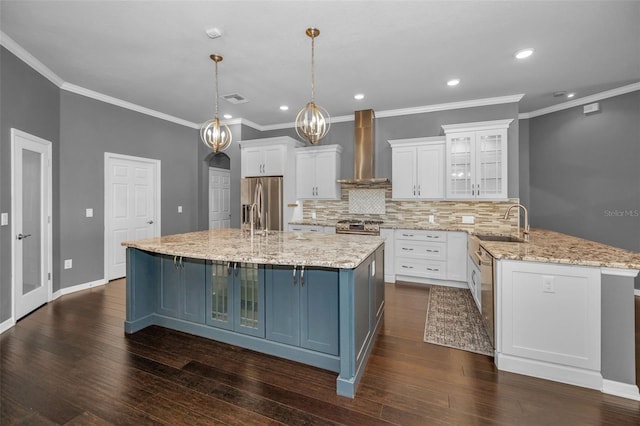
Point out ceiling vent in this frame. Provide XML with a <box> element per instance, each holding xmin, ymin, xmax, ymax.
<box><xmin>222</xmin><ymin>93</ymin><xmax>248</xmax><ymax>104</ymax></box>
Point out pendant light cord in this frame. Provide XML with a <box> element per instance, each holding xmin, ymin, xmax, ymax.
<box><xmin>311</xmin><ymin>34</ymin><xmax>315</xmax><ymax>102</ymax></box>
<box><xmin>215</xmin><ymin>60</ymin><xmax>220</xmax><ymax>117</ymax></box>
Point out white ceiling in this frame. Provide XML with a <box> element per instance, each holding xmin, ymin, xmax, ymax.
<box><xmin>1</xmin><ymin>1</ymin><xmax>638</xmax><ymax>127</ymax></box>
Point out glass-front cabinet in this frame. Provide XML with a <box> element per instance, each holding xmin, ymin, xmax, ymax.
<box><xmin>442</xmin><ymin>119</ymin><xmax>512</xmax><ymax>200</ymax></box>
<box><xmin>207</xmin><ymin>261</ymin><xmax>264</xmax><ymax>337</ymax></box>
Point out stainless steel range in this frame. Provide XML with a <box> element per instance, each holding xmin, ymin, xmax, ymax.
<box><xmin>335</xmin><ymin>219</ymin><xmax>383</xmax><ymax>236</ymax></box>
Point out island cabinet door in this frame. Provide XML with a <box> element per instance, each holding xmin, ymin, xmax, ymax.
<box><xmin>158</xmin><ymin>255</ymin><xmax>206</xmax><ymax>323</ymax></box>
<box><xmin>206</xmin><ymin>261</ymin><xmax>235</xmax><ymax>331</ymax></box>
<box><xmin>300</xmin><ymin>267</ymin><xmax>340</xmax><ymax>356</ymax></box>
<box><xmin>233</xmin><ymin>263</ymin><xmax>265</xmax><ymax>338</ymax></box>
<box><xmin>265</xmin><ymin>265</ymin><xmax>300</xmax><ymax>346</ymax></box>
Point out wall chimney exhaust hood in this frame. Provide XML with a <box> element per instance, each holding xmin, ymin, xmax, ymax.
<box><xmin>337</xmin><ymin>109</ymin><xmax>390</xmax><ymax>185</ymax></box>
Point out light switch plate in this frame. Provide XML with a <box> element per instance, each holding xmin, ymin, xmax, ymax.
<box><xmin>64</xmin><ymin>259</ymin><xmax>73</xmax><ymax>269</ymax></box>
<box><xmin>178</xmin><ymin>206</ymin><xmax>183</xmax><ymax>213</ymax></box>
<box><xmin>86</xmin><ymin>208</ymin><xmax>93</xmax><ymax>218</ymax></box>
<box><xmin>0</xmin><ymin>213</ymin><xmax>8</xmax><ymax>226</ymax></box>
<box><xmin>462</xmin><ymin>215</ymin><xmax>475</xmax><ymax>224</ymax></box>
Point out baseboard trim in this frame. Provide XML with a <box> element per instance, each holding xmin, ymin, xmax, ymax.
<box><xmin>384</xmin><ymin>274</ymin><xmax>396</xmax><ymax>283</ymax></box>
<box><xmin>496</xmin><ymin>353</ymin><xmax>603</xmax><ymax>391</ymax></box>
<box><xmin>52</xmin><ymin>279</ymin><xmax>108</xmax><ymax>300</ymax></box>
<box><xmin>602</xmin><ymin>379</ymin><xmax>640</xmax><ymax>401</ymax></box>
<box><xmin>395</xmin><ymin>275</ymin><xmax>468</xmax><ymax>289</ymax></box>
<box><xmin>0</xmin><ymin>317</ymin><xmax>16</xmax><ymax>334</ymax></box>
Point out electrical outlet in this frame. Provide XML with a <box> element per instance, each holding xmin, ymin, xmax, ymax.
<box><xmin>311</xmin><ymin>210</ymin><xmax>317</xmax><ymax>220</ymax></box>
<box><xmin>0</xmin><ymin>213</ymin><xmax>8</xmax><ymax>226</ymax></box>
<box><xmin>178</xmin><ymin>206</ymin><xmax>183</xmax><ymax>213</ymax></box>
<box><xmin>64</xmin><ymin>259</ymin><xmax>73</xmax><ymax>269</ymax></box>
<box><xmin>542</xmin><ymin>275</ymin><xmax>555</xmax><ymax>293</ymax></box>
<box><xmin>428</xmin><ymin>215</ymin><xmax>435</xmax><ymax>224</ymax></box>
<box><xmin>462</xmin><ymin>215</ymin><xmax>475</xmax><ymax>224</ymax></box>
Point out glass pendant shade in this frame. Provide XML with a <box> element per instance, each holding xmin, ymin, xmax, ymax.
<box><xmin>200</xmin><ymin>54</ymin><xmax>232</xmax><ymax>153</ymax></box>
<box><xmin>296</xmin><ymin>27</ymin><xmax>330</xmax><ymax>145</ymax></box>
<box><xmin>200</xmin><ymin>116</ymin><xmax>232</xmax><ymax>152</ymax></box>
<box><xmin>295</xmin><ymin>101</ymin><xmax>330</xmax><ymax>145</ymax></box>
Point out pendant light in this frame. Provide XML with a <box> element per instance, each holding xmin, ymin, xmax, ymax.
<box><xmin>295</xmin><ymin>27</ymin><xmax>330</xmax><ymax>145</ymax></box>
<box><xmin>201</xmin><ymin>54</ymin><xmax>232</xmax><ymax>153</ymax></box>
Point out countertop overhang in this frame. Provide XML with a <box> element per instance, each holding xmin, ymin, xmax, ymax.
<box><xmin>122</xmin><ymin>228</ymin><xmax>384</xmax><ymax>269</ymax></box>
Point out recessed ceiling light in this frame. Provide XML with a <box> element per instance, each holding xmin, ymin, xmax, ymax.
<box><xmin>354</xmin><ymin>93</ymin><xmax>365</xmax><ymax>100</ymax></box>
<box><xmin>279</xmin><ymin>105</ymin><xmax>289</xmax><ymax>111</ymax></box>
<box><xmin>567</xmin><ymin>93</ymin><xmax>576</xmax><ymax>98</ymax></box>
<box><xmin>515</xmin><ymin>48</ymin><xmax>534</xmax><ymax>59</ymax></box>
<box><xmin>223</xmin><ymin>114</ymin><xmax>232</xmax><ymax>119</ymax></box>
<box><xmin>447</xmin><ymin>79</ymin><xmax>460</xmax><ymax>87</ymax></box>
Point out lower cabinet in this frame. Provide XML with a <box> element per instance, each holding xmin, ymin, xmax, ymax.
<box><xmin>395</xmin><ymin>230</ymin><xmax>447</xmax><ymax>280</ymax></box>
<box><xmin>206</xmin><ymin>261</ymin><xmax>265</xmax><ymax>338</ymax></box>
<box><xmin>158</xmin><ymin>255</ymin><xmax>206</xmax><ymax>323</ymax></box>
<box><xmin>265</xmin><ymin>265</ymin><xmax>340</xmax><ymax>356</ymax></box>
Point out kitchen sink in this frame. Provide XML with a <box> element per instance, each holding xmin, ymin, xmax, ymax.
<box><xmin>474</xmin><ymin>234</ymin><xmax>525</xmax><ymax>243</ymax></box>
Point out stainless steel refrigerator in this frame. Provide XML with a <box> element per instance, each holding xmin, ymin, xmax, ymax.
<box><xmin>240</xmin><ymin>176</ymin><xmax>283</xmax><ymax>232</ymax></box>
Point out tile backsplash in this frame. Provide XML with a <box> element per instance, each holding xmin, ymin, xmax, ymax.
<box><xmin>301</xmin><ymin>183</ymin><xmax>521</xmax><ymax>234</ymax></box>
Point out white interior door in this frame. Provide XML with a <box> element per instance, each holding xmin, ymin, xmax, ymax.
<box><xmin>105</xmin><ymin>153</ymin><xmax>160</xmax><ymax>280</ymax></box>
<box><xmin>11</xmin><ymin>129</ymin><xmax>52</xmax><ymax>320</ymax></box>
<box><xmin>209</xmin><ymin>167</ymin><xmax>231</xmax><ymax>229</ymax></box>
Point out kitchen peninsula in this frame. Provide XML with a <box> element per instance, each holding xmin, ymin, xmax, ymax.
<box><xmin>122</xmin><ymin>229</ymin><xmax>385</xmax><ymax>398</ymax></box>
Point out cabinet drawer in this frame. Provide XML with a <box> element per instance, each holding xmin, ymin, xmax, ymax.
<box><xmin>395</xmin><ymin>241</ymin><xmax>446</xmax><ymax>261</ymax></box>
<box><xmin>396</xmin><ymin>229</ymin><xmax>447</xmax><ymax>242</ymax></box>
<box><xmin>395</xmin><ymin>258</ymin><xmax>446</xmax><ymax>279</ymax></box>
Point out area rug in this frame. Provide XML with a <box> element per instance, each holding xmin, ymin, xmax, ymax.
<box><xmin>423</xmin><ymin>286</ymin><xmax>494</xmax><ymax>356</ymax></box>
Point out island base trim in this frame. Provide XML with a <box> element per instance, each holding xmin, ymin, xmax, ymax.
<box><xmin>336</xmin><ymin>310</ymin><xmax>384</xmax><ymax>398</ymax></box>
<box><xmin>125</xmin><ymin>314</ymin><xmax>155</xmax><ymax>334</ymax></box>
<box><xmin>602</xmin><ymin>379</ymin><xmax>640</xmax><ymax>401</ymax></box>
<box><xmin>133</xmin><ymin>314</ymin><xmax>340</xmax><ymax>373</ymax></box>
<box><xmin>497</xmin><ymin>353</ymin><xmax>603</xmax><ymax>391</ymax></box>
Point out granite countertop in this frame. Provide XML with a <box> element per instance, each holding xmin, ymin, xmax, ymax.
<box><xmin>122</xmin><ymin>228</ymin><xmax>384</xmax><ymax>269</ymax></box>
<box><xmin>479</xmin><ymin>228</ymin><xmax>640</xmax><ymax>270</ymax></box>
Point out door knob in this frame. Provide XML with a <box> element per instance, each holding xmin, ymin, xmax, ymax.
<box><xmin>17</xmin><ymin>233</ymin><xmax>32</xmax><ymax>240</ymax></box>
<box><xmin>147</xmin><ymin>220</ymin><xmax>154</xmax><ymax>224</ymax></box>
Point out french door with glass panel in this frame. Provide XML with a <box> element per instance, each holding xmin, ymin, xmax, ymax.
<box><xmin>11</xmin><ymin>129</ymin><xmax>52</xmax><ymax>320</ymax></box>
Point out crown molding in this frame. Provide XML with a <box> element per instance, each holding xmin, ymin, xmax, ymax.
<box><xmin>253</xmin><ymin>94</ymin><xmax>525</xmax><ymax>131</ymax></box>
<box><xmin>0</xmin><ymin>30</ymin><xmax>64</xmax><ymax>87</ymax></box>
<box><xmin>61</xmin><ymin>83</ymin><xmax>199</xmax><ymax>129</ymax></box>
<box><xmin>519</xmin><ymin>82</ymin><xmax>640</xmax><ymax>119</ymax></box>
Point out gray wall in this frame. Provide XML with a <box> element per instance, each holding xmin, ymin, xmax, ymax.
<box><xmin>259</xmin><ymin>103</ymin><xmax>521</xmax><ymax>197</ymax></box>
<box><xmin>59</xmin><ymin>91</ymin><xmax>199</xmax><ymax>289</ymax></box>
<box><xmin>0</xmin><ymin>47</ymin><xmax>60</xmax><ymax>323</ymax></box>
<box><xmin>528</xmin><ymin>91</ymin><xmax>640</xmax><ymax>252</ymax></box>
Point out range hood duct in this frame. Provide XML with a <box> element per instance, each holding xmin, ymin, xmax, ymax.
<box><xmin>337</xmin><ymin>109</ymin><xmax>390</xmax><ymax>185</ymax></box>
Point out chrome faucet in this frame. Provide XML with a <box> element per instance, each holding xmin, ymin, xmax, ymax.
<box><xmin>504</xmin><ymin>203</ymin><xmax>530</xmax><ymax>242</ymax></box>
<box><xmin>249</xmin><ymin>203</ymin><xmax>257</xmax><ymax>238</ymax></box>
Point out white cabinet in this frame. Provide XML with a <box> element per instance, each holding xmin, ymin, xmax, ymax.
<box><xmin>395</xmin><ymin>230</ymin><xmax>447</xmax><ymax>280</ymax></box>
<box><xmin>497</xmin><ymin>260</ymin><xmax>601</xmax><ymax>386</ymax></box>
<box><xmin>288</xmin><ymin>224</ymin><xmax>334</xmax><ymax>233</ymax></box>
<box><xmin>242</xmin><ymin>144</ymin><xmax>285</xmax><ymax>177</ymax></box>
<box><xmin>446</xmin><ymin>232</ymin><xmax>468</xmax><ymax>282</ymax></box>
<box><xmin>295</xmin><ymin>145</ymin><xmax>342</xmax><ymax>199</ymax></box>
<box><xmin>442</xmin><ymin>120</ymin><xmax>512</xmax><ymax>200</ymax></box>
<box><xmin>380</xmin><ymin>228</ymin><xmax>395</xmax><ymax>283</ymax></box>
<box><xmin>388</xmin><ymin>137</ymin><xmax>445</xmax><ymax>200</ymax></box>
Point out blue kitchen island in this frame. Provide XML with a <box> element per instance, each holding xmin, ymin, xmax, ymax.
<box><xmin>122</xmin><ymin>229</ymin><xmax>385</xmax><ymax>398</ymax></box>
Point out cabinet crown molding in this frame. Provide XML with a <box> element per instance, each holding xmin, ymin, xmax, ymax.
<box><xmin>296</xmin><ymin>144</ymin><xmax>343</xmax><ymax>153</ymax></box>
<box><xmin>388</xmin><ymin>136</ymin><xmax>445</xmax><ymax>148</ymax></box>
<box><xmin>239</xmin><ymin>136</ymin><xmax>304</xmax><ymax>149</ymax></box>
<box><xmin>441</xmin><ymin>119</ymin><xmax>514</xmax><ymax>133</ymax></box>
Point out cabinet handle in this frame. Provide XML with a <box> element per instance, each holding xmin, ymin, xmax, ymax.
<box><xmin>402</xmin><ymin>265</ymin><xmax>414</xmax><ymax>269</ymax></box>
<box><xmin>417</xmin><ymin>185</ymin><xmax>421</xmax><ymax>196</ymax></box>
<box><xmin>173</xmin><ymin>256</ymin><xmax>178</xmax><ymax>270</ymax></box>
<box><xmin>402</xmin><ymin>247</ymin><xmax>414</xmax><ymax>251</ymax></box>
<box><xmin>402</xmin><ymin>233</ymin><xmax>414</xmax><ymax>237</ymax></box>
<box><xmin>234</xmin><ymin>262</ymin><xmax>238</xmax><ymax>277</ymax></box>
<box><xmin>477</xmin><ymin>184</ymin><xmax>480</xmax><ymax>195</ymax></box>
<box><xmin>300</xmin><ymin>266</ymin><xmax>305</xmax><ymax>287</ymax></box>
<box><xmin>426</xmin><ymin>267</ymin><xmax>439</xmax><ymax>272</ymax></box>
<box><xmin>413</xmin><ymin>185</ymin><xmax>416</xmax><ymax>196</ymax></box>
<box><xmin>293</xmin><ymin>265</ymin><xmax>297</xmax><ymax>286</ymax></box>
<box><xmin>426</xmin><ymin>235</ymin><xmax>440</xmax><ymax>239</ymax></box>
<box><xmin>179</xmin><ymin>257</ymin><xmax>184</xmax><ymax>269</ymax></box>
<box><xmin>227</xmin><ymin>262</ymin><xmax>231</xmax><ymax>276</ymax></box>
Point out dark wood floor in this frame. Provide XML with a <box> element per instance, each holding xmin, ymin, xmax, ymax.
<box><xmin>2</xmin><ymin>281</ymin><xmax>640</xmax><ymax>425</ymax></box>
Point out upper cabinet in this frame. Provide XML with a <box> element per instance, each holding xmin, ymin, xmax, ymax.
<box><xmin>240</xmin><ymin>137</ymin><xmax>303</xmax><ymax>178</ymax></box>
<box><xmin>295</xmin><ymin>145</ymin><xmax>343</xmax><ymax>199</ymax></box>
<box><xmin>442</xmin><ymin>119</ymin><xmax>513</xmax><ymax>200</ymax></box>
<box><xmin>388</xmin><ymin>136</ymin><xmax>445</xmax><ymax>200</ymax></box>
